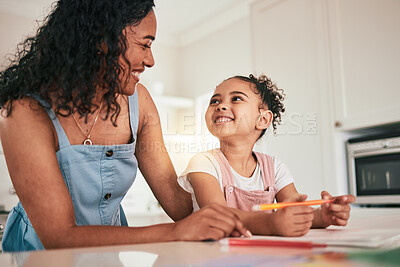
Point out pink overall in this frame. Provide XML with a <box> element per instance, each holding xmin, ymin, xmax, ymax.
<box><xmin>210</xmin><ymin>149</ymin><xmax>277</xmax><ymax>212</ymax></box>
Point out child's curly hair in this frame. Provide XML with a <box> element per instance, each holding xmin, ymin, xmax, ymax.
<box><xmin>230</xmin><ymin>74</ymin><xmax>285</xmax><ymax>139</ymax></box>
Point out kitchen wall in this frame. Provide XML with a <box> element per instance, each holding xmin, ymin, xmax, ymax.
<box><xmin>1</xmin><ymin>0</ymin><xmax>399</xmax><ymax>215</ymax></box>
<box><xmin>178</xmin><ymin>17</ymin><xmax>253</xmax><ymax>98</ymax></box>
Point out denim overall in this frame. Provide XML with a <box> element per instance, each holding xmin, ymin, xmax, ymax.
<box><xmin>2</xmin><ymin>91</ymin><xmax>139</xmax><ymax>252</ymax></box>
<box><xmin>210</xmin><ymin>149</ymin><xmax>277</xmax><ymax>212</ymax></box>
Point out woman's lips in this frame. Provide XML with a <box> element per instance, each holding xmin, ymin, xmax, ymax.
<box><xmin>131</xmin><ymin>71</ymin><xmax>142</xmax><ymax>82</ymax></box>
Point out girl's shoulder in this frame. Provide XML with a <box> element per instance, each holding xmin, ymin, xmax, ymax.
<box><xmin>190</xmin><ymin>150</ymin><xmax>216</xmax><ymax>163</ymax></box>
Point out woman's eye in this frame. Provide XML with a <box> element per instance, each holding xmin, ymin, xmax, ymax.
<box><xmin>144</xmin><ymin>40</ymin><xmax>153</xmax><ymax>49</ymax></box>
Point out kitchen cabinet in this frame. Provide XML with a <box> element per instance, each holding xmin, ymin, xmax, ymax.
<box><xmin>250</xmin><ymin>0</ymin><xmax>400</xmax><ymax>196</ymax></box>
<box><xmin>327</xmin><ymin>0</ymin><xmax>400</xmax><ymax>130</ymax></box>
<box><xmin>251</xmin><ymin>0</ymin><xmax>332</xmax><ymax>196</ymax></box>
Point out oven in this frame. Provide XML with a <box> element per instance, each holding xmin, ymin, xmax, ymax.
<box><xmin>347</xmin><ymin>134</ymin><xmax>400</xmax><ymax>204</ymax></box>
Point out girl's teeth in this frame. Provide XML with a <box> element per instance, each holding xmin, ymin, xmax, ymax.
<box><xmin>216</xmin><ymin>117</ymin><xmax>232</xmax><ymax>123</ymax></box>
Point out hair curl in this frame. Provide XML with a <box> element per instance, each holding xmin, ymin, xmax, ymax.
<box><xmin>0</xmin><ymin>0</ymin><xmax>155</xmax><ymax>124</ymax></box>
<box><xmin>230</xmin><ymin>74</ymin><xmax>285</xmax><ymax>139</ymax></box>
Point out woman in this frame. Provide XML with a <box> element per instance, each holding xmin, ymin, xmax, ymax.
<box><xmin>0</xmin><ymin>0</ymin><xmax>250</xmax><ymax>252</ymax></box>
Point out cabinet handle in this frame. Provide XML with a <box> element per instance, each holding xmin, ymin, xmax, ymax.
<box><xmin>335</xmin><ymin>121</ymin><xmax>342</xmax><ymax>128</ymax></box>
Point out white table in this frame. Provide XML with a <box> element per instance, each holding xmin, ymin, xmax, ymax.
<box><xmin>0</xmin><ymin>207</ymin><xmax>399</xmax><ymax>267</ymax></box>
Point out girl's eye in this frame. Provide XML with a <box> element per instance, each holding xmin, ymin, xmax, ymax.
<box><xmin>232</xmin><ymin>96</ymin><xmax>243</xmax><ymax>101</ymax></box>
<box><xmin>209</xmin><ymin>99</ymin><xmax>219</xmax><ymax>105</ymax></box>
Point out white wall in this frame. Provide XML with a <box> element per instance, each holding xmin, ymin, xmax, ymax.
<box><xmin>0</xmin><ymin>12</ymin><xmax>38</xmax><ymax>67</ymax></box>
<box><xmin>179</xmin><ymin>17</ymin><xmax>253</xmax><ymax>98</ymax></box>
<box><xmin>140</xmin><ymin>43</ymin><xmax>181</xmax><ymax>96</ymax></box>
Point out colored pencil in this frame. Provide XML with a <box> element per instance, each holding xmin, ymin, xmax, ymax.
<box><xmin>252</xmin><ymin>199</ymin><xmax>333</xmax><ymax>211</ymax></box>
<box><xmin>220</xmin><ymin>238</ymin><xmax>327</xmax><ymax>249</ymax></box>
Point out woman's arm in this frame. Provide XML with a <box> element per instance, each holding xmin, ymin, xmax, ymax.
<box><xmin>189</xmin><ymin>172</ymin><xmax>314</xmax><ymax>236</ymax></box>
<box><xmin>134</xmin><ymin>84</ymin><xmax>193</xmax><ymax>221</ymax></box>
<box><xmin>0</xmin><ymin>98</ymin><xmax>248</xmax><ymax>249</ymax></box>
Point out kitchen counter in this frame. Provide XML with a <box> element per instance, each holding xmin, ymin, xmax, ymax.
<box><xmin>0</xmin><ymin>207</ymin><xmax>399</xmax><ymax>267</ymax></box>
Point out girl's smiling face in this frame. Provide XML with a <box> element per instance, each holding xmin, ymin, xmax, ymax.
<box><xmin>205</xmin><ymin>78</ymin><xmax>270</xmax><ymax>141</ymax></box>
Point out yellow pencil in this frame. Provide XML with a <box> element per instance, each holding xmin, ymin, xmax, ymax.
<box><xmin>252</xmin><ymin>199</ymin><xmax>333</xmax><ymax>211</ymax></box>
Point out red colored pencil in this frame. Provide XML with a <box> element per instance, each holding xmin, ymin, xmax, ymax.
<box><xmin>220</xmin><ymin>238</ymin><xmax>327</xmax><ymax>249</ymax></box>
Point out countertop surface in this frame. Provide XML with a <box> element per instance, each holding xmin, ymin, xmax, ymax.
<box><xmin>0</xmin><ymin>207</ymin><xmax>399</xmax><ymax>267</ymax></box>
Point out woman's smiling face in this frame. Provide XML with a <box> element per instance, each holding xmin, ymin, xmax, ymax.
<box><xmin>205</xmin><ymin>78</ymin><xmax>263</xmax><ymax>141</ymax></box>
<box><xmin>119</xmin><ymin>10</ymin><xmax>157</xmax><ymax>95</ymax></box>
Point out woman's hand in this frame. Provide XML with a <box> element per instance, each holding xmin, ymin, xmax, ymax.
<box><xmin>270</xmin><ymin>194</ymin><xmax>314</xmax><ymax>236</ymax></box>
<box><xmin>171</xmin><ymin>203</ymin><xmax>251</xmax><ymax>241</ymax></box>
<box><xmin>317</xmin><ymin>191</ymin><xmax>356</xmax><ymax>228</ymax></box>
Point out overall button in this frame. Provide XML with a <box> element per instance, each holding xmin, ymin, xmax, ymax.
<box><xmin>104</xmin><ymin>193</ymin><xmax>112</xmax><ymax>200</ymax></box>
<box><xmin>228</xmin><ymin>186</ymin><xmax>233</xmax><ymax>193</ymax></box>
<box><xmin>105</xmin><ymin>150</ymin><xmax>113</xmax><ymax>157</ymax></box>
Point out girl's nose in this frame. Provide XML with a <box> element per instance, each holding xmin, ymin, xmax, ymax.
<box><xmin>216</xmin><ymin>103</ymin><xmax>227</xmax><ymax>111</ymax></box>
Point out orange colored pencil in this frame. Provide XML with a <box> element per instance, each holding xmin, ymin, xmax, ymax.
<box><xmin>252</xmin><ymin>199</ymin><xmax>333</xmax><ymax>211</ymax></box>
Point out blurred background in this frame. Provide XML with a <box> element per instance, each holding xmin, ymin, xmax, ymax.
<box><xmin>0</xmin><ymin>0</ymin><xmax>399</xmax><ymax>226</ymax></box>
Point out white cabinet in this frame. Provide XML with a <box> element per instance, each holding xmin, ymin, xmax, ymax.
<box><xmin>327</xmin><ymin>0</ymin><xmax>400</xmax><ymax>130</ymax></box>
<box><xmin>251</xmin><ymin>0</ymin><xmax>400</xmax><ymax>196</ymax></box>
<box><xmin>251</xmin><ymin>0</ymin><xmax>331</xmax><ymax>196</ymax></box>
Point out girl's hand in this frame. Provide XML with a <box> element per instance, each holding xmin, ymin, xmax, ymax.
<box><xmin>271</xmin><ymin>194</ymin><xmax>314</xmax><ymax>236</ymax></box>
<box><xmin>319</xmin><ymin>191</ymin><xmax>356</xmax><ymax>227</ymax></box>
<box><xmin>172</xmin><ymin>203</ymin><xmax>252</xmax><ymax>241</ymax></box>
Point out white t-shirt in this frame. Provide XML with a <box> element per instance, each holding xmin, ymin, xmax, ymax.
<box><xmin>178</xmin><ymin>150</ymin><xmax>295</xmax><ymax>211</ymax></box>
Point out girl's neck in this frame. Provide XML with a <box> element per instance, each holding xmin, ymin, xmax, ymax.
<box><xmin>220</xmin><ymin>141</ymin><xmax>257</xmax><ymax>178</ymax></box>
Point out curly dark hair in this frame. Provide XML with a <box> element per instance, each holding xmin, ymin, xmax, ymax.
<box><xmin>230</xmin><ymin>74</ymin><xmax>285</xmax><ymax>139</ymax></box>
<box><xmin>0</xmin><ymin>0</ymin><xmax>155</xmax><ymax>124</ymax></box>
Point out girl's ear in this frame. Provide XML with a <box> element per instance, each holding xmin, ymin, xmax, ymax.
<box><xmin>256</xmin><ymin>109</ymin><xmax>273</xmax><ymax>130</ymax></box>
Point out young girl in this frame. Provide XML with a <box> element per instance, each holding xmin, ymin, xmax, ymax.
<box><xmin>178</xmin><ymin>74</ymin><xmax>355</xmax><ymax>237</ymax></box>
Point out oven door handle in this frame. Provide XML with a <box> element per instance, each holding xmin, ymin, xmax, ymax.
<box><xmin>352</xmin><ymin>147</ymin><xmax>400</xmax><ymax>158</ymax></box>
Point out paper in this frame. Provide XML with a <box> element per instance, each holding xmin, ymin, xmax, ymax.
<box><xmin>252</xmin><ymin>227</ymin><xmax>400</xmax><ymax>248</ymax></box>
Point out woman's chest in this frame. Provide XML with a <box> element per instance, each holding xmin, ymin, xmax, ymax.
<box><xmin>58</xmin><ymin>111</ymin><xmax>133</xmax><ymax>146</ymax></box>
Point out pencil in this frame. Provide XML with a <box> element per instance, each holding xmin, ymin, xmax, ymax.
<box><xmin>220</xmin><ymin>238</ymin><xmax>327</xmax><ymax>249</ymax></box>
<box><xmin>252</xmin><ymin>199</ymin><xmax>333</xmax><ymax>211</ymax></box>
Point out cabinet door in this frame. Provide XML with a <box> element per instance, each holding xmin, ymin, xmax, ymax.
<box><xmin>328</xmin><ymin>0</ymin><xmax>400</xmax><ymax>130</ymax></box>
<box><xmin>251</xmin><ymin>0</ymin><xmax>334</xmax><ymax>196</ymax></box>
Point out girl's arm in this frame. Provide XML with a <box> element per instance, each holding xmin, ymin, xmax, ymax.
<box><xmin>276</xmin><ymin>184</ymin><xmax>355</xmax><ymax>229</ymax></box>
<box><xmin>312</xmin><ymin>191</ymin><xmax>356</xmax><ymax>228</ymax></box>
<box><xmin>134</xmin><ymin>84</ymin><xmax>192</xmax><ymax>221</ymax></box>
<box><xmin>0</xmin><ymin>97</ymin><xmax>249</xmax><ymax>250</ymax></box>
<box><xmin>189</xmin><ymin>172</ymin><xmax>314</xmax><ymax>236</ymax></box>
